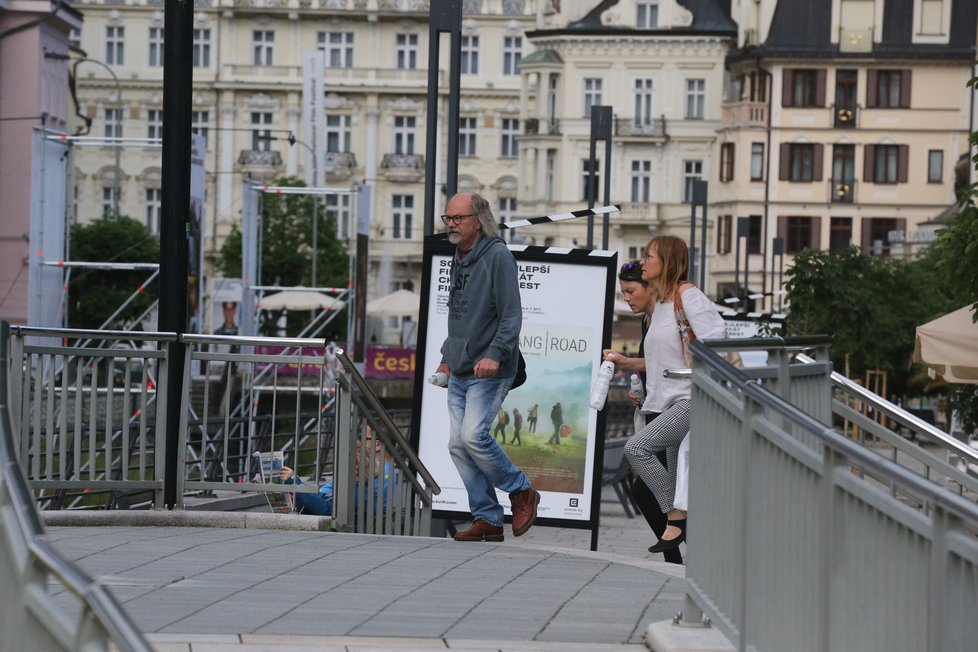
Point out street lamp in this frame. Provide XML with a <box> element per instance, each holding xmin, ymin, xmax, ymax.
<box><xmin>46</xmin><ymin>52</ymin><xmax>123</xmax><ymax>216</ymax></box>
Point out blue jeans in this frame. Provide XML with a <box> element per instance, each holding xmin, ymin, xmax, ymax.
<box><xmin>447</xmin><ymin>375</ymin><xmax>530</xmax><ymax>526</ymax></box>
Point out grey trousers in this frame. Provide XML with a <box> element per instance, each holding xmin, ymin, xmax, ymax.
<box><xmin>624</xmin><ymin>399</ymin><xmax>690</xmax><ymax>514</ymax></box>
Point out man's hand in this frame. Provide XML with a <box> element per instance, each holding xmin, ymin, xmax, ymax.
<box><xmin>280</xmin><ymin>466</ymin><xmax>295</xmax><ymax>482</ymax></box>
<box><xmin>473</xmin><ymin>357</ymin><xmax>500</xmax><ymax>378</ymax></box>
<box><xmin>436</xmin><ymin>362</ymin><xmax>450</xmax><ymax>377</ymax></box>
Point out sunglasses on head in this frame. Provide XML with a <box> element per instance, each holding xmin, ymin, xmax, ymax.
<box><xmin>620</xmin><ymin>261</ymin><xmax>641</xmax><ymax>274</ymax></box>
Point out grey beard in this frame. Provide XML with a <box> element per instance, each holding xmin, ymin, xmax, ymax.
<box><xmin>447</xmin><ymin>232</ymin><xmax>461</xmax><ymax>245</ymax></box>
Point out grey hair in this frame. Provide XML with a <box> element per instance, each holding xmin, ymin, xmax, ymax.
<box><xmin>470</xmin><ymin>193</ymin><xmax>499</xmax><ymax>238</ymax></box>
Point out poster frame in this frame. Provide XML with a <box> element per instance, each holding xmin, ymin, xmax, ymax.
<box><xmin>409</xmin><ymin>236</ymin><xmax>618</xmax><ymax>536</ymax></box>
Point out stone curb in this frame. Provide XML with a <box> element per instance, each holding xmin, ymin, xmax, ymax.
<box><xmin>40</xmin><ymin>509</ymin><xmax>332</xmax><ymax>531</ymax></box>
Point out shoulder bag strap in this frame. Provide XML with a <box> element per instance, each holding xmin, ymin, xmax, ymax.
<box><xmin>673</xmin><ymin>282</ymin><xmax>698</xmax><ymax>342</ymax></box>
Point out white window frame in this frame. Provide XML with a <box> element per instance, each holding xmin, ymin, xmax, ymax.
<box><xmin>253</xmin><ymin>30</ymin><xmax>274</xmax><ymax>66</ymax></box>
<box><xmin>394</xmin><ymin>116</ymin><xmax>416</xmax><ymax>155</ymax></box>
<box><xmin>145</xmin><ymin>187</ymin><xmax>161</xmax><ymax>234</ymax></box>
<box><xmin>633</xmin><ymin>78</ymin><xmax>654</xmax><ymax>124</ymax></box>
<box><xmin>396</xmin><ymin>33</ymin><xmax>418</xmax><ymax>70</ymax></box>
<box><xmin>326</xmin><ymin>193</ymin><xmax>352</xmax><ymax>240</ymax></box>
<box><xmin>251</xmin><ymin>111</ymin><xmax>273</xmax><ymax>151</ymax></box>
<box><xmin>105</xmin><ymin>26</ymin><xmax>124</xmax><ymax>66</ymax></box>
<box><xmin>637</xmin><ymin>0</ymin><xmax>659</xmax><ymax>28</ymax></box>
<box><xmin>750</xmin><ymin>142</ymin><xmax>765</xmax><ymax>181</ymax></box>
<box><xmin>392</xmin><ymin>194</ymin><xmax>414</xmax><ymax>240</ymax></box>
<box><xmin>912</xmin><ymin>0</ymin><xmax>950</xmax><ymax>43</ymax></box>
<box><xmin>147</xmin><ymin>109</ymin><xmax>163</xmax><ymax>141</ymax></box>
<box><xmin>583</xmin><ymin>78</ymin><xmax>602</xmax><ymax>117</ymax></box>
<box><xmin>545</xmin><ymin>150</ymin><xmax>556</xmax><ymax>201</ymax></box>
<box><xmin>498</xmin><ymin>197</ymin><xmax>517</xmax><ymax>222</ymax></box>
<box><xmin>503</xmin><ymin>36</ymin><xmax>522</xmax><ymax>75</ymax></box>
<box><xmin>148</xmin><ymin>27</ymin><xmax>164</xmax><ymax>67</ymax></box>
<box><xmin>318</xmin><ymin>31</ymin><xmax>354</xmax><ymax>68</ymax></box>
<box><xmin>500</xmin><ymin>118</ymin><xmax>519</xmax><ymax>158</ymax></box>
<box><xmin>101</xmin><ymin>186</ymin><xmax>118</xmax><ymax>217</ymax></box>
<box><xmin>193</xmin><ymin>29</ymin><xmax>211</xmax><ymax>68</ymax></box>
<box><xmin>683</xmin><ymin>160</ymin><xmax>703</xmax><ymax>202</ymax></box>
<box><xmin>685</xmin><ymin>78</ymin><xmax>705</xmax><ymax>119</ymax></box>
<box><xmin>191</xmin><ymin>111</ymin><xmax>209</xmax><ymax>146</ymax></box>
<box><xmin>630</xmin><ymin>160</ymin><xmax>652</xmax><ymax>203</ymax></box>
<box><xmin>326</xmin><ymin>115</ymin><xmax>351</xmax><ymax>153</ymax></box>
<box><xmin>460</xmin><ymin>35</ymin><xmax>479</xmax><ymax>75</ymax></box>
<box><xmin>581</xmin><ymin>159</ymin><xmax>600</xmax><ymax>201</ymax></box>
<box><xmin>459</xmin><ymin>117</ymin><xmax>477</xmax><ymax>156</ymax></box>
<box><xmin>104</xmin><ymin>107</ymin><xmax>123</xmax><ymax>139</ymax></box>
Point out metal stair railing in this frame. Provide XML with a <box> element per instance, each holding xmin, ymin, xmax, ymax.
<box><xmin>333</xmin><ymin>350</ymin><xmax>440</xmax><ymax>536</ymax></box>
<box><xmin>796</xmin><ymin>352</ymin><xmax>978</xmax><ymax>500</ymax></box>
<box><xmin>679</xmin><ymin>337</ymin><xmax>978</xmax><ymax>652</ymax></box>
<box><xmin>0</xmin><ymin>322</ymin><xmax>152</xmax><ymax>652</ymax></box>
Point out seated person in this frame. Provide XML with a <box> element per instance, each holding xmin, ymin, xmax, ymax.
<box><xmin>280</xmin><ymin>428</ymin><xmax>392</xmax><ymax>516</ymax></box>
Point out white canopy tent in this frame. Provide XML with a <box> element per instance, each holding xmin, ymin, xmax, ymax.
<box><xmin>257</xmin><ymin>290</ymin><xmax>344</xmax><ymax>311</ymax></box>
<box><xmin>913</xmin><ymin>304</ymin><xmax>978</xmax><ymax>384</ymax></box>
<box><xmin>366</xmin><ymin>289</ymin><xmax>420</xmax><ymax>318</ymax></box>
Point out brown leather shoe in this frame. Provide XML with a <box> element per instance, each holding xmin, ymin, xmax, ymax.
<box><xmin>509</xmin><ymin>486</ymin><xmax>540</xmax><ymax>537</ymax></box>
<box><xmin>453</xmin><ymin>518</ymin><xmax>504</xmax><ymax>542</ymax></box>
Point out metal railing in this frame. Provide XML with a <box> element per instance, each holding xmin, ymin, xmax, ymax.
<box><xmin>681</xmin><ymin>337</ymin><xmax>978</xmax><ymax>652</ymax></box>
<box><xmin>4</xmin><ymin>326</ymin><xmax>439</xmax><ymax>533</ymax></box>
<box><xmin>0</xmin><ymin>323</ymin><xmax>152</xmax><ymax>652</ymax></box>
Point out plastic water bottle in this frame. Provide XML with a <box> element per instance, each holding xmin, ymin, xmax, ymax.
<box><xmin>630</xmin><ymin>374</ymin><xmax>645</xmax><ymax>403</ymax></box>
<box><xmin>589</xmin><ymin>361</ymin><xmax>615</xmax><ymax>410</ymax></box>
<box><xmin>428</xmin><ymin>372</ymin><xmax>448</xmax><ymax>387</ymax></box>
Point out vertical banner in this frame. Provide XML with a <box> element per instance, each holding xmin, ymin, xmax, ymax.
<box><xmin>412</xmin><ymin>241</ymin><xmax>617</xmax><ymax>529</ymax></box>
<box><xmin>188</xmin><ymin>133</ymin><xmax>206</xmax><ymax>333</ymax></box>
<box><xmin>301</xmin><ymin>50</ymin><xmax>326</xmax><ymax>187</ymax></box>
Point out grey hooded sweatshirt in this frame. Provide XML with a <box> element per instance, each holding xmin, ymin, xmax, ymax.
<box><xmin>440</xmin><ymin>234</ymin><xmax>522</xmax><ymax>379</ymax></box>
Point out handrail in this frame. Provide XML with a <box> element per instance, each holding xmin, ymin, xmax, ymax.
<box><xmin>796</xmin><ymin>351</ymin><xmax>978</xmax><ymax>467</ymax></box>
<box><xmin>334</xmin><ymin>350</ymin><xmax>441</xmax><ymax>496</ymax></box>
<box><xmin>12</xmin><ymin>325</ymin><xmax>178</xmax><ymax>342</ymax></box>
<box><xmin>690</xmin><ymin>339</ymin><xmax>978</xmax><ymax>524</ymax></box>
<box><xmin>1</xmin><ymin>322</ymin><xmax>152</xmax><ymax>652</ymax></box>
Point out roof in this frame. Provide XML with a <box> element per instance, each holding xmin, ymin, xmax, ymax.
<box><xmin>520</xmin><ymin>49</ymin><xmax>564</xmax><ymax>65</ymax></box>
<box><xmin>527</xmin><ymin>0</ymin><xmax>735</xmax><ymax>38</ymax></box>
<box><xmin>729</xmin><ymin>0</ymin><xmax>978</xmax><ymax>61</ymax></box>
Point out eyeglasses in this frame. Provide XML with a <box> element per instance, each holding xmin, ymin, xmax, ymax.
<box><xmin>441</xmin><ymin>213</ymin><xmax>474</xmax><ymax>225</ymax></box>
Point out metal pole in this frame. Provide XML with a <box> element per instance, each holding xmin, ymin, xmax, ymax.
<box><xmin>586</xmin><ymin>107</ymin><xmax>611</xmax><ymax>249</ymax></box>
<box><xmin>773</xmin><ymin>237</ymin><xmax>785</xmax><ymax>312</ymax></box>
<box><xmin>690</xmin><ymin>180</ymin><xmax>707</xmax><ymax>285</ymax></box>
<box><xmin>600</xmin><ymin>107</ymin><xmax>613</xmax><ymax>250</ymax></box>
<box><xmin>312</xmin><ymin>196</ymin><xmax>318</xmax><ymax>287</ymax></box>
<box><xmin>423</xmin><ymin>0</ymin><xmax>462</xmax><ymax>236</ymax></box>
<box><xmin>160</xmin><ymin>0</ymin><xmax>194</xmax><ymax>509</ymax></box>
<box><xmin>735</xmin><ymin>217</ymin><xmax>750</xmax><ymax>305</ymax></box>
<box><xmin>699</xmin><ymin>184</ymin><xmax>708</xmax><ymax>288</ymax></box>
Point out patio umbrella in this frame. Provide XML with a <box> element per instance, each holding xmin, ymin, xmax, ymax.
<box><xmin>366</xmin><ymin>289</ymin><xmax>420</xmax><ymax>318</ymax></box>
<box><xmin>913</xmin><ymin>305</ymin><xmax>978</xmax><ymax>384</ymax></box>
<box><xmin>258</xmin><ymin>290</ymin><xmax>344</xmax><ymax>311</ymax></box>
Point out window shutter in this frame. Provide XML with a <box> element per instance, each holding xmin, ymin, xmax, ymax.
<box><xmin>779</xmin><ymin>143</ymin><xmax>791</xmax><ymax>180</ymax></box>
<box><xmin>897</xmin><ymin>145</ymin><xmax>909</xmax><ymax>182</ymax></box>
<box><xmin>813</xmin><ymin>144</ymin><xmax>824</xmax><ymax>181</ymax></box>
<box><xmin>815</xmin><ymin>69</ymin><xmax>827</xmax><ymax>107</ymax></box>
<box><xmin>782</xmin><ymin>70</ymin><xmax>794</xmax><ymax>107</ymax></box>
<box><xmin>866</xmin><ymin>70</ymin><xmax>878</xmax><ymax>108</ymax></box>
<box><xmin>860</xmin><ymin>218</ymin><xmax>873</xmax><ymax>253</ymax></box>
<box><xmin>863</xmin><ymin>145</ymin><xmax>876</xmax><ymax>182</ymax></box>
<box><xmin>900</xmin><ymin>70</ymin><xmax>912</xmax><ymax>108</ymax></box>
<box><xmin>777</xmin><ymin>215</ymin><xmax>787</xmax><ymax>240</ymax></box>
<box><xmin>810</xmin><ymin>216</ymin><xmax>822</xmax><ymax>250</ymax></box>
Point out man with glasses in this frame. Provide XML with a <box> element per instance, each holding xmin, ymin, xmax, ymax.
<box><xmin>434</xmin><ymin>192</ymin><xmax>539</xmax><ymax>542</ymax></box>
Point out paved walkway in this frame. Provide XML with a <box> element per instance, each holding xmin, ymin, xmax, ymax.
<box><xmin>47</xmin><ymin>488</ymin><xmax>687</xmax><ymax>652</ymax></box>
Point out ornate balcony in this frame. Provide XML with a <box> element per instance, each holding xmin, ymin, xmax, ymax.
<box><xmin>524</xmin><ymin>118</ymin><xmax>560</xmax><ymax>136</ymax></box>
<box><xmin>237</xmin><ymin>150</ymin><xmax>283</xmax><ymax>177</ymax></box>
<box><xmin>721</xmin><ymin>101</ymin><xmax>767</xmax><ymax>128</ymax></box>
<box><xmin>380</xmin><ymin>153</ymin><xmax>424</xmax><ymax>182</ymax></box>
<box><xmin>324</xmin><ymin>151</ymin><xmax>357</xmax><ymax>181</ymax></box>
<box><xmin>614</xmin><ymin>117</ymin><xmax>666</xmax><ymax>138</ymax></box>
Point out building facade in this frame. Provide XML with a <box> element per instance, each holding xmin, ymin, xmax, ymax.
<box><xmin>0</xmin><ymin>0</ymin><xmax>82</xmax><ymax>323</ymax></box>
<box><xmin>714</xmin><ymin>0</ymin><xmax>977</xmax><ymax>310</ymax></box>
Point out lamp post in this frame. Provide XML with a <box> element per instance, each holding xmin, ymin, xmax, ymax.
<box><xmin>48</xmin><ymin>52</ymin><xmax>123</xmax><ymax>216</ymax></box>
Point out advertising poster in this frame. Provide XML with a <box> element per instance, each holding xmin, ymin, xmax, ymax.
<box><xmin>413</xmin><ymin>242</ymin><xmax>616</xmax><ymax>528</ymax></box>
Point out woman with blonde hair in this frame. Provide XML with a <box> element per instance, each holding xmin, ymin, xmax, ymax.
<box><xmin>604</xmin><ymin>236</ymin><xmax>725</xmax><ymax>553</ymax></box>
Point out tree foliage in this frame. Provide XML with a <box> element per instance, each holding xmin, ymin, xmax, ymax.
<box><xmin>217</xmin><ymin>176</ymin><xmax>349</xmax><ymax>335</ymax></box>
<box><xmin>784</xmin><ymin>247</ymin><xmax>947</xmax><ymax>396</ymax></box>
<box><xmin>68</xmin><ymin>215</ymin><xmax>159</xmax><ymax>329</ymax></box>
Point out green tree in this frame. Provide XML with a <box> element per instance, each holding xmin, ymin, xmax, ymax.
<box><xmin>218</xmin><ymin>176</ymin><xmax>349</xmax><ymax>335</ymax></box>
<box><xmin>68</xmin><ymin>215</ymin><xmax>160</xmax><ymax>328</ymax></box>
<box><xmin>784</xmin><ymin>247</ymin><xmax>947</xmax><ymax>396</ymax></box>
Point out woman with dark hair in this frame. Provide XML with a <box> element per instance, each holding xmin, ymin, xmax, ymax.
<box><xmin>604</xmin><ymin>236</ymin><xmax>725</xmax><ymax>554</ymax></box>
